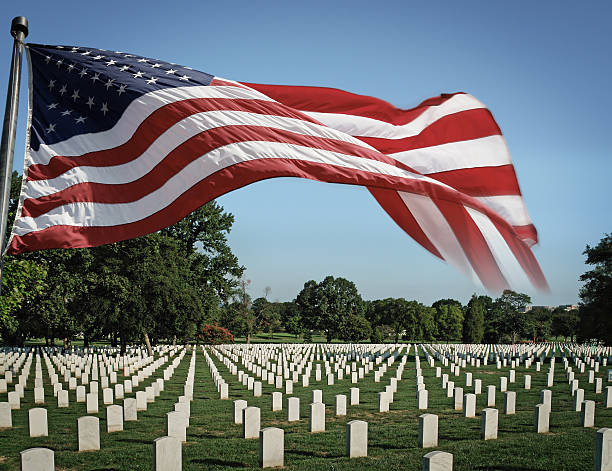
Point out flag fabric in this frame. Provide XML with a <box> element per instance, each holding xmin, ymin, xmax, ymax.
<box><xmin>8</xmin><ymin>43</ymin><xmax>548</xmax><ymax>293</ymax></box>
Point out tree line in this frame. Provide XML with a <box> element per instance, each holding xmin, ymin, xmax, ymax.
<box><xmin>220</xmin><ymin>275</ymin><xmax>582</xmax><ymax>345</ymax></box>
<box><xmin>1</xmin><ymin>173</ymin><xmax>609</xmax><ymax>348</ymax></box>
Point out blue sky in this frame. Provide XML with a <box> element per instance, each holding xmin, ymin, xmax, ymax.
<box><xmin>1</xmin><ymin>0</ymin><xmax>610</xmax><ymax>306</ymax></box>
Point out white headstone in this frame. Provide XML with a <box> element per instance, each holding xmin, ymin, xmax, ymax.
<box><xmin>7</xmin><ymin>391</ymin><xmax>19</xmax><ymax>410</ymax></box>
<box><xmin>28</xmin><ymin>408</ymin><xmax>48</xmax><ymax>437</ymax></box>
<box><xmin>271</xmin><ymin>391</ymin><xmax>282</xmax><ymax>412</ymax></box>
<box><xmin>504</xmin><ymin>391</ymin><xmax>516</xmax><ymax>415</ymax></box>
<box><xmin>418</xmin><ymin>413</ymin><xmax>438</xmax><ymax>448</ymax></box>
<box><xmin>76</xmin><ymin>385</ymin><xmax>86</xmax><ymax>403</ymax></box>
<box><xmin>86</xmin><ymin>392</ymin><xmax>98</xmax><ymax>414</ymax></box>
<box><xmin>154</xmin><ymin>436</ymin><xmax>182</xmax><ymax>471</ymax></box>
<box><xmin>417</xmin><ymin>389</ymin><xmax>429</xmax><ymax>410</ymax></box>
<box><xmin>124</xmin><ymin>398</ymin><xmax>137</xmax><ymax>421</ymax></box>
<box><xmin>309</xmin><ymin>402</ymin><xmax>325</xmax><ymax>433</ymax></box>
<box><xmin>454</xmin><ymin>387</ymin><xmax>463</xmax><ymax>411</ymax></box>
<box><xmin>574</xmin><ymin>388</ymin><xmax>585</xmax><ymax>412</ymax></box>
<box><xmin>486</xmin><ymin>385</ymin><xmax>495</xmax><ymax>407</ymax></box>
<box><xmin>463</xmin><ymin>393</ymin><xmax>476</xmax><ymax>418</ymax></box>
<box><xmin>20</xmin><ymin>448</ymin><xmax>54</xmax><ymax>471</ymax></box>
<box><xmin>423</xmin><ymin>450</ymin><xmax>453</xmax><ymax>471</ymax></box>
<box><xmin>378</xmin><ymin>391</ymin><xmax>390</xmax><ymax>412</ymax></box>
<box><xmin>287</xmin><ymin>397</ymin><xmax>300</xmax><ymax>422</ymax></box>
<box><xmin>346</xmin><ymin>420</ymin><xmax>368</xmax><ymax>458</ymax></box>
<box><xmin>107</xmin><ymin>404</ymin><xmax>123</xmax><ymax>432</ymax></box>
<box><xmin>234</xmin><ymin>399</ymin><xmax>247</xmax><ymax>424</ymax></box>
<box><xmin>335</xmin><ymin>394</ymin><xmax>347</xmax><ymax>416</ymax></box>
<box><xmin>78</xmin><ymin>416</ymin><xmax>100</xmax><ymax>451</ymax></box>
<box><xmin>136</xmin><ymin>391</ymin><xmax>147</xmax><ymax>411</ymax></box>
<box><xmin>350</xmin><ymin>387</ymin><xmax>360</xmax><ymax>405</ymax></box>
<box><xmin>243</xmin><ymin>406</ymin><xmax>260</xmax><ymax>439</ymax></box>
<box><xmin>102</xmin><ymin>387</ymin><xmax>113</xmax><ymax>405</ymax></box>
<box><xmin>581</xmin><ymin>400</ymin><xmax>595</xmax><ymax>428</ymax></box>
<box><xmin>0</xmin><ymin>402</ymin><xmax>11</xmax><ymax>428</ymax></box>
<box><xmin>57</xmin><ymin>389</ymin><xmax>69</xmax><ymax>408</ymax></box>
<box><xmin>34</xmin><ymin>387</ymin><xmax>45</xmax><ymax>404</ymax></box>
<box><xmin>534</xmin><ymin>403</ymin><xmax>550</xmax><ymax>433</ymax></box>
<box><xmin>166</xmin><ymin>411</ymin><xmax>187</xmax><ymax>443</ymax></box>
<box><xmin>595</xmin><ymin>428</ymin><xmax>612</xmax><ymax>471</ymax></box>
<box><xmin>481</xmin><ymin>408</ymin><xmax>498</xmax><ymax>440</ymax></box>
<box><xmin>259</xmin><ymin>427</ymin><xmax>284</xmax><ymax>468</ymax></box>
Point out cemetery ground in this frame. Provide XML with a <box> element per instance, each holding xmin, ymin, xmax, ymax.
<box><xmin>0</xmin><ymin>344</ymin><xmax>610</xmax><ymax>470</ymax></box>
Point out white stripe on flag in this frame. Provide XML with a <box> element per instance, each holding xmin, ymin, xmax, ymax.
<box><xmin>465</xmin><ymin>206</ymin><xmax>532</xmax><ymax>292</ymax></box>
<box><xmin>389</xmin><ymin>135</ymin><xmax>511</xmax><ymax>174</ymax></box>
<box><xmin>302</xmin><ymin>93</ymin><xmax>486</xmax><ymax>139</ymax></box>
<box><xmin>474</xmin><ymin>195</ymin><xmax>533</xmax><ymax>227</ymax></box>
<box><xmin>398</xmin><ymin>191</ymin><xmax>481</xmax><ymax>286</ymax></box>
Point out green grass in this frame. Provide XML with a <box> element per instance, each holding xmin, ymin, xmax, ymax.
<box><xmin>0</xmin><ymin>347</ymin><xmax>610</xmax><ymax>470</ymax></box>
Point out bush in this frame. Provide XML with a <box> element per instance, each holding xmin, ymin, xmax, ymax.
<box><xmin>197</xmin><ymin>324</ymin><xmax>234</xmax><ymax>344</ymax></box>
<box><xmin>371</xmin><ymin>327</ymin><xmax>384</xmax><ymax>343</ymax></box>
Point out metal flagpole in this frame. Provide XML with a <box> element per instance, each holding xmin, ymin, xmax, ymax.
<box><xmin>0</xmin><ymin>16</ymin><xmax>28</xmax><ymax>255</ymax></box>
<box><xmin>0</xmin><ymin>16</ymin><xmax>28</xmax><ymax>296</ymax></box>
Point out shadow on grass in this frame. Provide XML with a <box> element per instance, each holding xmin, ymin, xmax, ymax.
<box><xmin>116</xmin><ymin>437</ymin><xmax>152</xmax><ymax>445</ymax></box>
<box><xmin>474</xmin><ymin>466</ymin><xmax>549</xmax><ymax>471</ymax></box>
<box><xmin>190</xmin><ymin>458</ymin><xmax>246</xmax><ymax>467</ymax></box>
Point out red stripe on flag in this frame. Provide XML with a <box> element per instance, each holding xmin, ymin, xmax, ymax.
<box><xmin>368</xmin><ymin>187</ymin><xmax>443</xmax><ymax>259</ymax></box>
<box><xmin>357</xmin><ymin>108</ymin><xmax>501</xmax><ymax>152</ymax></box>
<box><xmin>433</xmin><ymin>198</ymin><xmax>509</xmax><ymax>292</ymax></box>
<box><xmin>427</xmin><ymin>165</ymin><xmax>522</xmax><ymax>197</ymax></box>
<box><xmin>10</xmin><ymin>158</ymin><xmax>530</xmax><ymax>257</ymax></box>
<box><xmin>22</xmin><ymin>124</ymin><xmax>419</xmax><ymax>218</ymax></box>
<box><xmin>241</xmin><ymin>83</ymin><xmax>463</xmax><ymax>125</ymax></box>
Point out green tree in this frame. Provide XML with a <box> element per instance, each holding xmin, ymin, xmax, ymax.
<box><xmin>494</xmin><ymin>290</ymin><xmax>531</xmax><ymax>344</ymax></box>
<box><xmin>296</xmin><ymin>276</ymin><xmax>364</xmax><ymax>342</ymax></box>
<box><xmin>339</xmin><ymin>313</ymin><xmax>372</xmax><ymax>342</ymax></box>
<box><xmin>279</xmin><ymin>301</ymin><xmax>304</xmax><ymax>338</ymax></box>
<box><xmin>524</xmin><ymin>307</ymin><xmax>552</xmax><ymax>342</ymax></box>
<box><xmin>552</xmin><ymin>308</ymin><xmax>579</xmax><ymax>342</ymax></box>
<box><xmin>578</xmin><ymin>234</ymin><xmax>612</xmax><ymax>344</ymax></box>
<box><xmin>463</xmin><ymin>295</ymin><xmax>485</xmax><ymax>343</ymax></box>
<box><xmin>434</xmin><ymin>302</ymin><xmax>464</xmax><ymax>342</ymax></box>
<box><xmin>0</xmin><ymin>258</ymin><xmax>46</xmax><ymax>343</ymax></box>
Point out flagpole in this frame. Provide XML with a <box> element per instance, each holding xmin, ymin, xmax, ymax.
<box><xmin>0</xmin><ymin>16</ymin><xmax>28</xmax><ymax>255</ymax></box>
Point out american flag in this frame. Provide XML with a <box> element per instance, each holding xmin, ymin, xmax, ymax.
<box><xmin>8</xmin><ymin>43</ymin><xmax>548</xmax><ymax>293</ymax></box>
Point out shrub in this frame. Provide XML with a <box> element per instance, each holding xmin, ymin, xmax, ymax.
<box><xmin>197</xmin><ymin>324</ymin><xmax>234</xmax><ymax>344</ymax></box>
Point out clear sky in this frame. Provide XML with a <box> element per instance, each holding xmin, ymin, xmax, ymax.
<box><xmin>1</xmin><ymin>0</ymin><xmax>610</xmax><ymax>306</ymax></box>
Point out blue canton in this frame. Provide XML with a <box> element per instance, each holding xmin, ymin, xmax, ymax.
<box><xmin>28</xmin><ymin>43</ymin><xmax>214</xmax><ymax>151</ymax></box>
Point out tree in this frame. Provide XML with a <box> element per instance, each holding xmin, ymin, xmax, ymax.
<box><xmin>295</xmin><ymin>276</ymin><xmax>364</xmax><ymax>342</ymax></box>
<box><xmin>552</xmin><ymin>308</ymin><xmax>579</xmax><ymax>342</ymax></box>
<box><xmin>578</xmin><ymin>234</ymin><xmax>612</xmax><ymax>345</ymax></box>
<box><xmin>494</xmin><ymin>290</ymin><xmax>531</xmax><ymax>344</ymax></box>
<box><xmin>463</xmin><ymin>295</ymin><xmax>485</xmax><ymax>343</ymax></box>
<box><xmin>279</xmin><ymin>301</ymin><xmax>304</xmax><ymax>338</ymax></box>
<box><xmin>252</xmin><ymin>293</ymin><xmax>281</xmax><ymax>339</ymax></box>
<box><xmin>339</xmin><ymin>313</ymin><xmax>372</xmax><ymax>342</ymax></box>
<box><xmin>434</xmin><ymin>302</ymin><xmax>464</xmax><ymax>342</ymax></box>
<box><xmin>0</xmin><ymin>258</ymin><xmax>46</xmax><ymax>343</ymax></box>
<box><xmin>524</xmin><ymin>307</ymin><xmax>552</xmax><ymax>342</ymax></box>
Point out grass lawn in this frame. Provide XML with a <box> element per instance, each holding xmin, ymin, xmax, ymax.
<box><xmin>0</xmin><ymin>345</ymin><xmax>610</xmax><ymax>470</ymax></box>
